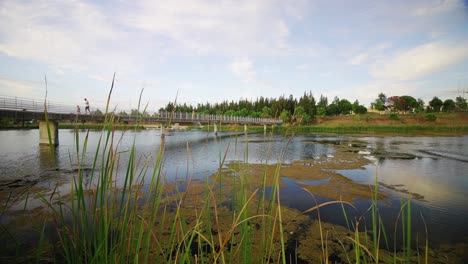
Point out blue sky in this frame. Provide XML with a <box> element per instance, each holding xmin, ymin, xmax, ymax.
<box><xmin>0</xmin><ymin>0</ymin><xmax>467</xmax><ymax>113</ymax></box>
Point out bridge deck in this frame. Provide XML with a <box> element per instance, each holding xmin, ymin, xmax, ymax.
<box><xmin>0</xmin><ymin>96</ymin><xmax>282</xmax><ymax>125</ymax></box>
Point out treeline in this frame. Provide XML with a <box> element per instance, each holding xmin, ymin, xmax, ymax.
<box><xmin>371</xmin><ymin>93</ymin><xmax>467</xmax><ymax>113</ymax></box>
<box><xmin>161</xmin><ymin>92</ymin><xmax>368</xmax><ymax>124</ymax></box>
<box><xmin>118</xmin><ymin>92</ymin><xmax>467</xmax><ymax>125</ymax></box>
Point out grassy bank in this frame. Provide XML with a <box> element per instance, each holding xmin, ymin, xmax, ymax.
<box><xmin>274</xmin><ymin>124</ymin><xmax>468</xmax><ymax>135</ymax></box>
<box><xmin>189</xmin><ymin>113</ymin><xmax>468</xmax><ymax>135</ymax></box>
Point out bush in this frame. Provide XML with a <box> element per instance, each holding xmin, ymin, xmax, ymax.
<box><xmin>389</xmin><ymin>113</ymin><xmax>399</xmax><ymax>121</ymax></box>
<box><xmin>354</xmin><ymin>114</ymin><xmax>361</xmax><ymax>122</ymax></box>
<box><xmin>365</xmin><ymin>114</ymin><xmax>372</xmax><ymax>122</ymax></box>
<box><xmin>426</xmin><ymin>113</ymin><xmax>437</xmax><ymax>122</ymax></box>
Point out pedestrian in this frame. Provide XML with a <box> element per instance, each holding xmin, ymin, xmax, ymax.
<box><xmin>84</xmin><ymin>98</ymin><xmax>90</xmax><ymax>114</ymax></box>
<box><xmin>77</xmin><ymin>105</ymin><xmax>81</xmax><ymax>114</ymax></box>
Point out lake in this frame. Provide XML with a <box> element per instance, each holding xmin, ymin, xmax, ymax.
<box><xmin>0</xmin><ymin>129</ymin><xmax>467</xmax><ymax>259</ymax></box>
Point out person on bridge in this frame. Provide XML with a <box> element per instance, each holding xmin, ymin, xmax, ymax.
<box><xmin>77</xmin><ymin>105</ymin><xmax>81</xmax><ymax>115</ymax></box>
<box><xmin>84</xmin><ymin>98</ymin><xmax>90</xmax><ymax>114</ymax></box>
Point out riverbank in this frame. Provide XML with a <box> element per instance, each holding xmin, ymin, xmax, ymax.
<box><xmin>274</xmin><ymin>124</ymin><xmax>468</xmax><ymax>135</ymax></box>
<box><xmin>190</xmin><ymin>112</ymin><xmax>468</xmax><ymax>135</ymax></box>
<box><xmin>277</xmin><ymin>112</ymin><xmax>468</xmax><ymax>135</ymax></box>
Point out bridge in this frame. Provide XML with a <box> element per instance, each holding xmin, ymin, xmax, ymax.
<box><xmin>0</xmin><ymin>96</ymin><xmax>282</xmax><ymax>145</ymax></box>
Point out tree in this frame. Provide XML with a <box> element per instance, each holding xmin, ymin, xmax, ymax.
<box><xmin>317</xmin><ymin>95</ymin><xmax>328</xmax><ymax>117</ymax></box>
<box><xmin>262</xmin><ymin>106</ymin><xmax>272</xmax><ymax>117</ymax></box>
<box><xmin>388</xmin><ymin>95</ymin><xmax>416</xmax><ymax>112</ymax></box>
<box><xmin>279</xmin><ymin>110</ymin><xmax>291</xmax><ymax>123</ymax></box>
<box><xmin>354</xmin><ymin>105</ymin><xmax>368</xmax><ymax>114</ymax></box>
<box><xmin>442</xmin><ymin>99</ymin><xmax>456</xmax><ymax>112</ymax></box>
<box><xmin>298</xmin><ymin>91</ymin><xmax>317</xmax><ymax>119</ymax></box>
<box><xmin>372</xmin><ymin>92</ymin><xmax>387</xmax><ymax>111</ymax></box>
<box><xmin>352</xmin><ymin>100</ymin><xmax>360</xmax><ymax>113</ymax></box>
<box><xmin>429</xmin><ymin>97</ymin><xmax>443</xmax><ymax>112</ymax></box>
<box><xmin>118</xmin><ymin>111</ymin><xmax>128</xmax><ymax>116</ymax></box>
<box><xmin>338</xmin><ymin>99</ymin><xmax>352</xmax><ymax>115</ymax></box>
<box><xmin>455</xmin><ymin>96</ymin><xmax>467</xmax><ymax>111</ymax></box>
<box><xmin>94</xmin><ymin>108</ymin><xmax>103</xmax><ymax>115</ymax></box>
<box><xmin>325</xmin><ymin>97</ymin><xmax>340</xmax><ymax>116</ymax></box>
<box><xmin>165</xmin><ymin>102</ymin><xmax>175</xmax><ymax>112</ymax></box>
<box><xmin>415</xmin><ymin>98</ymin><xmax>425</xmax><ymax>113</ymax></box>
<box><xmin>378</xmin><ymin>93</ymin><xmax>387</xmax><ymax>104</ymax></box>
<box><xmin>400</xmin><ymin>95</ymin><xmax>417</xmax><ymax>112</ymax></box>
<box><xmin>293</xmin><ymin>106</ymin><xmax>312</xmax><ymax>125</ymax></box>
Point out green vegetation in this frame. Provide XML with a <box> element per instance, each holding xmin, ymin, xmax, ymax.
<box><xmin>161</xmin><ymin>91</ymin><xmax>367</xmax><ymax>125</ymax></box>
<box><xmin>425</xmin><ymin>113</ymin><xmax>437</xmax><ymax>122</ymax></box>
<box><xmin>389</xmin><ymin>113</ymin><xmax>399</xmax><ymax>121</ymax></box>
<box><xmin>273</xmin><ymin>125</ymin><xmax>468</xmax><ymax>135</ymax></box>
<box><xmin>159</xmin><ymin>91</ymin><xmax>466</xmax><ymax>127</ymax></box>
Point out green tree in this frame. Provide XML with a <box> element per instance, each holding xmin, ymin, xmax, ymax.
<box><xmin>400</xmin><ymin>95</ymin><xmax>418</xmax><ymax>112</ymax></box>
<box><xmin>372</xmin><ymin>92</ymin><xmax>387</xmax><ymax>111</ymax></box>
<box><xmin>442</xmin><ymin>99</ymin><xmax>456</xmax><ymax>112</ymax></box>
<box><xmin>354</xmin><ymin>105</ymin><xmax>368</xmax><ymax>114</ymax></box>
<box><xmin>94</xmin><ymin>108</ymin><xmax>103</xmax><ymax>115</ymax></box>
<box><xmin>130</xmin><ymin>109</ymin><xmax>141</xmax><ymax>117</ymax></box>
<box><xmin>279</xmin><ymin>110</ymin><xmax>291</xmax><ymax>123</ymax></box>
<box><xmin>352</xmin><ymin>100</ymin><xmax>359</xmax><ymax>113</ymax></box>
<box><xmin>455</xmin><ymin>96</ymin><xmax>467</xmax><ymax>111</ymax></box>
<box><xmin>415</xmin><ymin>98</ymin><xmax>425</xmax><ymax>113</ymax></box>
<box><xmin>429</xmin><ymin>97</ymin><xmax>443</xmax><ymax>112</ymax></box>
<box><xmin>326</xmin><ymin>103</ymin><xmax>339</xmax><ymax>116</ymax></box>
<box><xmin>338</xmin><ymin>99</ymin><xmax>352</xmax><ymax>115</ymax></box>
<box><xmin>298</xmin><ymin>91</ymin><xmax>317</xmax><ymax>119</ymax></box>
<box><xmin>261</xmin><ymin>106</ymin><xmax>272</xmax><ymax>117</ymax></box>
<box><xmin>293</xmin><ymin>106</ymin><xmax>311</xmax><ymax>125</ymax></box>
<box><xmin>316</xmin><ymin>95</ymin><xmax>328</xmax><ymax>117</ymax></box>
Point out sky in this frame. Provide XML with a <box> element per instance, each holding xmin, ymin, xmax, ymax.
<box><xmin>0</xmin><ymin>0</ymin><xmax>468</xmax><ymax>113</ymax></box>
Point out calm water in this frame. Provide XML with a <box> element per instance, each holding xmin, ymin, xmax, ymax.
<box><xmin>1</xmin><ymin>129</ymin><xmax>467</xmax><ymax>247</ymax></box>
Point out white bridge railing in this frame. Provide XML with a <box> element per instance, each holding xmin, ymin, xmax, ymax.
<box><xmin>0</xmin><ymin>96</ymin><xmax>282</xmax><ymax>125</ymax></box>
<box><xmin>152</xmin><ymin>111</ymin><xmax>281</xmax><ymax>124</ymax></box>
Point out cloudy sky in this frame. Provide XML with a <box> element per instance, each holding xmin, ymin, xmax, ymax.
<box><xmin>0</xmin><ymin>0</ymin><xmax>467</xmax><ymax>112</ymax></box>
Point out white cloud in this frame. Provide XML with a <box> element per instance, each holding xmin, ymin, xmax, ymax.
<box><xmin>230</xmin><ymin>57</ymin><xmax>256</xmax><ymax>83</ymax></box>
<box><xmin>371</xmin><ymin>41</ymin><xmax>468</xmax><ymax>81</ymax></box>
<box><xmin>349</xmin><ymin>53</ymin><xmax>369</xmax><ymax>66</ymax></box>
<box><xmin>412</xmin><ymin>0</ymin><xmax>460</xmax><ymax>17</ymax></box>
<box><xmin>0</xmin><ymin>76</ymin><xmax>43</xmax><ymax>98</ymax></box>
<box><xmin>347</xmin><ymin>43</ymin><xmax>391</xmax><ymax>66</ymax></box>
<box><xmin>124</xmin><ymin>0</ymin><xmax>312</xmax><ymax>56</ymax></box>
<box><xmin>0</xmin><ymin>0</ymin><xmax>154</xmax><ymax>85</ymax></box>
<box><xmin>0</xmin><ymin>1</ymin><xmax>120</xmax><ymax>69</ymax></box>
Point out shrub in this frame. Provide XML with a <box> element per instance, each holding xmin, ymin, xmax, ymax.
<box><xmin>354</xmin><ymin>114</ymin><xmax>361</xmax><ymax>122</ymax></box>
<box><xmin>365</xmin><ymin>114</ymin><xmax>372</xmax><ymax>122</ymax></box>
<box><xmin>389</xmin><ymin>113</ymin><xmax>399</xmax><ymax>121</ymax></box>
<box><xmin>426</xmin><ymin>113</ymin><xmax>437</xmax><ymax>122</ymax></box>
